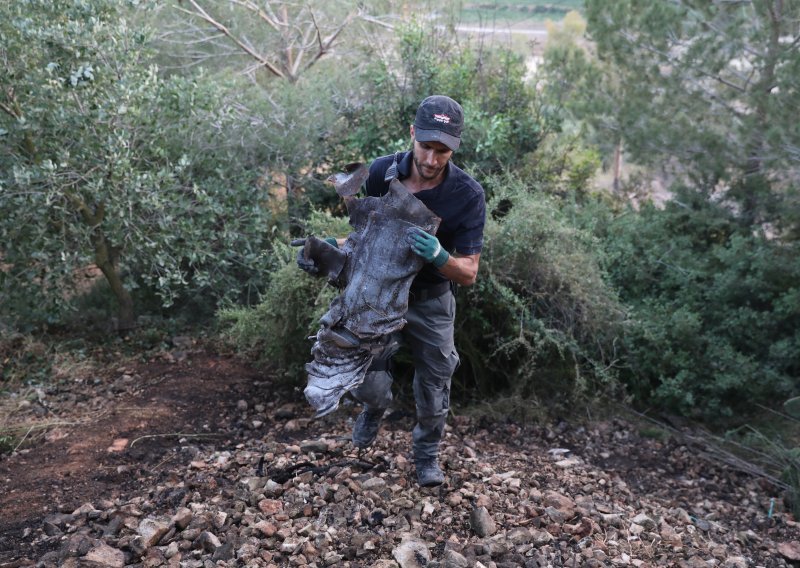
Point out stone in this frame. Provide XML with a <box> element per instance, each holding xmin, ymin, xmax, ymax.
<box><xmin>443</xmin><ymin>549</ymin><xmax>469</xmax><ymax>568</ymax></box>
<box><xmin>300</xmin><ymin>439</ymin><xmax>329</xmax><ymax>453</ymax></box>
<box><xmin>631</xmin><ymin>513</ymin><xmax>656</xmax><ymax>531</ymax></box>
<box><xmin>543</xmin><ymin>491</ymin><xmax>576</xmax><ymax>518</ymax></box>
<box><xmin>362</xmin><ymin>477</ymin><xmax>387</xmax><ymax>491</ymax></box>
<box><xmin>193</xmin><ymin>531</ymin><xmax>221</xmax><ymax>552</ymax></box>
<box><xmin>258</xmin><ymin>499</ymin><xmax>284</xmax><ymax>515</ymax></box>
<box><xmin>72</xmin><ymin>503</ymin><xmax>99</xmax><ymax>516</ymax></box>
<box><xmin>83</xmin><ymin>543</ymin><xmax>125</xmax><ymax>568</ymax></box>
<box><xmin>281</xmin><ymin>539</ymin><xmax>303</xmax><ymax>554</ymax></box>
<box><xmin>507</xmin><ymin>527</ymin><xmax>533</xmax><ymax>545</ymax></box>
<box><xmin>211</xmin><ymin>510</ymin><xmax>227</xmax><ymax>530</ymax></box>
<box><xmin>142</xmin><ymin>547</ymin><xmax>165</xmax><ymax>567</ymax></box>
<box><xmin>211</xmin><ymin>542</ymin><xmax>234</xmax><ymax>561</ymax></box>
<box><xmin>274</xmin><ymin>405</ymin><xmax>296</xmax><ymax>419</ymax></box>
<box><xmin>447</xmin><ymin>493</ymin><xmax>463</xmax><ymax>507</ymax></box>
<box><xmin>255</xmin><ymin>520</ymin><xmax>278</xmax><ymax>537</ymax></box>
<box><xmin>531</xmin><ymin>529</ymin><xmax>553</xmax><ymax>546</ymax></box>
<box><xmin>164</xmin><ymin>542</ymin><xmax>180</xmax><ymax>559</ymax></box>
<box><xmin>392</xmin><ymin>536</ymin><xmax>431</xmax><ymax>568</ymax></box>
<box><xmin>554</xmin><ymin>457</ymin><xmax>582</xmax><ymax>468</ymax></box>
<box><xmin>61</xmin><ymin>534</ymin><xmax>94</xmax><ymax>558</ymax></box>
<box><xmin>469</xmin><ymin>506</ymin><xmax>497</xmax><ymax>537</ymax></box>
<box><xmin>779</xmin><ymin>541</ymin><xmax>800</xmax><ymax>561</ymax></box>
<box><xmin>137</xmin><ymin>518</ymin><xmax>170</xmax><ymax>548</ymax></box>
<box><xmin>172</xmin><ymin>508</ymin><xmax>193</xmax><ymax>530</ymax></box>
<box><xmin>545</xmin><ymin>506</ymin><xmax>565</xmax><ymax>524</ymax></box>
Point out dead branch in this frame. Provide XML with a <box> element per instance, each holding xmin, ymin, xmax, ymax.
<box><xmin>129</xmin><ymin>432</ymin><xmax>222</xmax><ymax>447</ymax></box>
<box><xmin>177</xmin><ymin>0</ymin><xmax>287</xmax><ymax>79</ymax></box>
<box><xmin>173</xmin><ymin>0</ymin><xmax>362</xmax><ymax>83</ymax></box>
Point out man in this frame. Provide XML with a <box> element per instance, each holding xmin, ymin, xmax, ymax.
<box><xmin>350</xmin><ymin>95</ymin><xmax>486</xmax><ymax>487</ymax></box>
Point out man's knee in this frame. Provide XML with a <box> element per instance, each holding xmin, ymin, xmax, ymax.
<box><xmin>351</xmin><ymin>370</ymin><xmax>393</xmax><ymax>409</ymax></box>
<box><xmin>416</xmin><ymin>341</ymin><xmax>459</xmax><ymax>380</ymax></box>
<box><xmin>413</xmin><ymin>343</ymin><xmax>459</xmax><ymax>418</ymax></box>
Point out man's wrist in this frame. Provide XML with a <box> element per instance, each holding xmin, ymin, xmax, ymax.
<box><xmin>432</xmin><ymin>249</ymin><xmax>449</xmax><ymax>268</ymax></box>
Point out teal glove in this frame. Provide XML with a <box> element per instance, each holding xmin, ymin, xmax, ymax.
<box><xmin>407</xmin><ymin>228</ymin><xmax>449</xmax><ymax>268</ymax></box>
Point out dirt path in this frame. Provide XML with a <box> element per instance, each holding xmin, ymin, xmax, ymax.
<box><xmin>0</xmin><ymin>353</ymin><xmax>264</xmax><ymax>561</ymax></box>
<box><xmin>0</xmin><ymin>348</ymin><xmax>797</xmax><ymax>567</ymax></box>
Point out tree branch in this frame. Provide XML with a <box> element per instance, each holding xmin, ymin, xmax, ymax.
<box><xmin>229</xmin><ymin>0</ymin><xmax>282</xmax><ymax>32</ymax></box>
<box><xmin>619</xmin><ymin>30</ymin><xmax>748</xmax><ymax>93</ymax></box>
<box><xmin>302</xmin><ymin>11</ymin><xmax>354</xmax><ymax>75</ymax></box>
<box><xmin>176</xmin><ymin>1</ymin><xmax>286</xmax><ymax>79</ymax></box>
<box><xmin>357</xmin><ymin>14</ymin><xmax>395</xmax><ymax>30</ymax></box>
<box><xmin>0</xmin><ymin>101</ymin><xmax>20</xmax><ymax>120</ymax></box>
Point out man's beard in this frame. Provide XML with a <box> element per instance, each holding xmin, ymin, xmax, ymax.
<box><xmin>413</xmin><ymin>150</ymin><xmax>446</xmax><ymax>181</ymax></box>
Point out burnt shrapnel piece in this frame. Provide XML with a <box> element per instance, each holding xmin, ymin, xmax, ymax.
<box><xmin>303</xmin><ymin>165</ymin><xmax>440</xmax><ymax>417</ymax></box>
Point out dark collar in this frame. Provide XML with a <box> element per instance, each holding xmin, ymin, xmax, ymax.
<box><xmin>397</xmin><ymin>151</ymin><xmax>413</xmax><ymax>179</ymax></box>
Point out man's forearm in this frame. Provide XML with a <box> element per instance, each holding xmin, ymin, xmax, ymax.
<box><xmin>437</xmin><ymin>253</ymin><xmax>480</xmax><ymax>287</ymax></box>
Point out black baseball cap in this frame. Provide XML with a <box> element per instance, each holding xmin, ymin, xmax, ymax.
<box><xmin>413</xmin><ymin>95</ymin><xmax>464</xmax><ymax>152</ymax></box>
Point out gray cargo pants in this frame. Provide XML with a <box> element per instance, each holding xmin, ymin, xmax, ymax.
<box><xmin>351</xmin><ymin>291</ymin><xmax>460</xmax><ymax>460</ymax></box>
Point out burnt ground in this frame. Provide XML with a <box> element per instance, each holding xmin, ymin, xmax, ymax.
<box><xmin>0</xmin><ymin>346</ymin><xmax>798</xmax><ymax>567</ymax></box>
<box><xmin>0</xmin><ymin>353</ymin><xmax>264</xmax><ymax>561</ymax></box>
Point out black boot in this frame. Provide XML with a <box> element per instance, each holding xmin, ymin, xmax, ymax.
<box><xmin>351</xmin><ymin>408</ymin><xmax>385</xmax><ymax>448</ymax></box>
<box><xmin>415</xmin><ymin>457</ymin><xmax>445</xmax><ymax>487</ymax></box>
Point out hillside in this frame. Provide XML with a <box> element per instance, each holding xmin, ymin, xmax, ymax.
<box><xmin>0</xmin><ymin>346</ymin><xmax>797</xmax><ymax>567</ymax></box>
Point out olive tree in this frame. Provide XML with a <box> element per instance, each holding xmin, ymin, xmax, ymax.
<box><xmin>0</xmin><ymin>0</ymin><xmax>271</xmax><ymax>328</ymax></box>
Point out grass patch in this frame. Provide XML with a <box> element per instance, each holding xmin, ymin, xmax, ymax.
<box><xmin>461</xmin><ymin>0</ymin><xmax>583</xmax><ymax>24</ymax></box>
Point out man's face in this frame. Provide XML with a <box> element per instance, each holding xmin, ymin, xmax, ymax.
<box><xmin>411</xmin><ymin>126</ymin><xmax>453</xmax><ymax>182</ymax></box>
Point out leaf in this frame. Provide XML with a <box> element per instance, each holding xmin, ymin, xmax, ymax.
<box><xmin>784</xmin><ymin>397</ymin><xmax>800</xmax><ymax>419</ymax></box>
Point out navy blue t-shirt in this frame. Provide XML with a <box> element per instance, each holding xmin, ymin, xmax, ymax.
<box><xmin>365</xmin><ymin>151</ymin><xmax>486</xmax><ymax>288</ymax></box>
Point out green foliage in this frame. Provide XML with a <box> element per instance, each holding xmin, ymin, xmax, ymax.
<box><xmin>516</xmin><ymin>130</ymin><xmax>603</xmax><ymax>200</ymax></box>
<box><xmin>785</xmin><ymin>397</ymin><xmax>800</xmax><ymax>419</ymax></box>
<box><xmin>578</xmin><ymin>0</ymin><xmax>800</xmax><ymax>226</ymax></box>
<box><xmin>0</xmin><ymin>435</ymin><xmax>14</xmax><ymax>455</ymax></box>
<box><xmin>337</xmin><ymin>21</ymin><xmax>546</xmax><ymax>177</ymax></box>
<box><xmin>720</xmin><ymin>422</ymin><xmax>800</xmax><ymax>517</ymax></box>
<box><xmin>0</xmin><ymin>0</ymin><xmax>273</xmax><ymax>326</ymax></box>
<box><xmin>601</xmin><ymin>188</ymin><xmax>800</xmax><ymax>420</ymax></box>
<box><xmin>455</xmin><ymin>173</ymin><xmax>625</xmax><ymax>404</ymax></box>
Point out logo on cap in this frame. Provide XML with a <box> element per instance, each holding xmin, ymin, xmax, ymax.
<box><xmin>433</xmin><ymin>113</ymin><xmax>451</xmax><ymax>124</ymax></box>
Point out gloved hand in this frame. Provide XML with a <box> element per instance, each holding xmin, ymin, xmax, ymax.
<box><xmin>291</xmin><ymin>237</ymin><xmax>339</xmax><ymax>275</ymax></box>
<box><xmin>407</xmin><ymin>228</ymin><xmax>449</xmax><ymax>268</ymax></box>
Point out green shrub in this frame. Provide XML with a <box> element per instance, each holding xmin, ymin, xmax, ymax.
<box><xmin>0</xmin><ymin>1</ymin><xmax>274</xmax><ymax>327</ymax></box>
<box><xmin>455</xmin><ymin>173</ymin><xmax>625</xmax><ymax>406</ymax></box>
<box><xmin>0</xmin><ymin>333</ymin><xmax>52</xmax><ymax>386</ymax></box>
<box><xmin>602</xmin><ymin>187</ymin><xmax>800</xmax><ymax>421</ymax></box>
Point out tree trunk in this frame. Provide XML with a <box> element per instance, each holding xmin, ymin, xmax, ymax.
<box><xmin>613</xmin><ymin>140</ymin><xmax>622</xmax><ymax>192</ymax></box>
<box><xmin>92</xmin><ymin>229</ymin><xmax>135</xmax><ymax>330</ymax></box>
<box><xmin>739</xmin><ymin>0</ymin><xmax>782</xmax><ymax>226</ymax></box>
<box><xmin>64</xmin><ymin>194</ymin><xmax>135</xmax><ymax>330</ymax></box>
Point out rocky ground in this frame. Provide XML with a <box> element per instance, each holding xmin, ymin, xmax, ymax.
<box><xmin>0</xmin><ymin>343</ymin><xmax>798</xmax><ymax>567</ymax></box>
